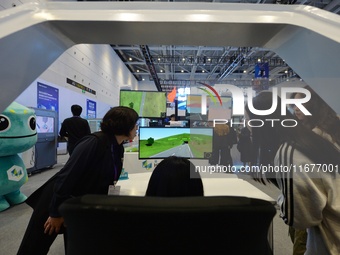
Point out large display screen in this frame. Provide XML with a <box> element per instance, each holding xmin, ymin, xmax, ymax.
<box><xmin>36</xmin><ymin>116</ymin><xmax>54</xmax><ymax>133</ymax></box>
<box><xmin>139</xmin><ymin>127</ymin><xmax>213</xmax><ymax>159</ymax></box>
<box><xmin>120</xmin><ymin>90</ymin><xmax>167</xmax><ymax>118</ymax></box>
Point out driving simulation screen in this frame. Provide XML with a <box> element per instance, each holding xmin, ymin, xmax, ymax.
<box><xmin>120</xmin><ymin>90</ymin><xmax>167</xmax><ymax>118</ymax></box>
<box><xmin>139</xmin><ymin>127</ymin><xmax>213</xmax><ymax>159</ymax></box>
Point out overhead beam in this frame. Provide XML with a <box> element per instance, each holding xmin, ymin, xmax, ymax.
<box><xmin>1</xmin><ymin>2</ymin><xmax>340</xmax><ymax>112</ymax></box>
<box><xmin>140</xmin><ymin>45</ymin><xmax>162</xmax><ymax>91</ymax></box>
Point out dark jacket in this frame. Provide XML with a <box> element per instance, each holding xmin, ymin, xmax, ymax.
<box><xmin>59</xmin><ymin>116</ymin><xmax>91</xmax><ymax>154</ymax></box>
<box><xmin>237</xmin><ymin>127</ymin><xmax>252</xmax><ymax>163</ymax></box>
<box><xmin>26</xmin><ymin>132</ymin><xmax>124</xmax><ymax>217</ymax></box>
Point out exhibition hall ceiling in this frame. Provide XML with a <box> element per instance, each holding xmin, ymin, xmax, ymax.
<box><xmin>112</xmin><ymin>45</ymin><xmax>297</xmax><ymax>91</ymax></box>
<box><xmin>109</xmin><ymin>0</ymin><xmax>340</xmax><ymax>91</ymax></box>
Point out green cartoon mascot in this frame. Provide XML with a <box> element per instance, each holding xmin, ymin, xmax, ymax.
<box><xmin>0</xmin><ymin>102</ymin><xmax>37</xmax><ymax>211</ymax></box>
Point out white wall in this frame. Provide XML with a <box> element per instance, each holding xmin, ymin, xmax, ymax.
<box><xmin>14</xmin><ymin>44</ymin><xmax>138</xmax><ymax>128</ymax></box>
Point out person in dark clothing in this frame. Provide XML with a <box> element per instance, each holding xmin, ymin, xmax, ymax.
<box><xmin>209</xmin><ymin>124</ymin><xmax>233</xmax><ymax>167</ymax></box>
<box><xmin>145</xmin><ymin>156</ymin><xmax>203</xmax><ymax>197</ymax></box>
<box><xmin>227</xmin><ymin>122</ymin><xmax>238</xmax><ymax>147</ymax></box>
<box><xmin>225</xmin><ymin>123</ymin><xmax>238</xmax><ymax>166</ymax></box>
<box><xmin>17</xmin><ymin>106</ymin><xmax>139</xmax><ymax>255</ymax></box>
<box><xmin>237</xmin><ymin>127</ymin><xmax>252</xmax><ymax>166</ymax></box>
<box><xmin>59</xmin><ymin>104</ymin><xmax>91</xmax><ymax>155</ymax></box>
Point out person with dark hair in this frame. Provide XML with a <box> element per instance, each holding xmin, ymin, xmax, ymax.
<box><xmin>291</xmin><ymin>85</ymin><xmax>340</xmax><ymax>150</ymax></box>
<box><xmin>18</xmin><ymin>106</ymin><xmax>139</xmax><ymax>255</ymax></box>
<box><xmin>245</xmin><ymin>91</ymin><xmax>340</xmax><ymax>255</ymax></box>
<box><xmin>209</xmin><ymin>124</ymin><xmax>233</xmax><ymax>167</ymax></box>
<box><xmin>145</xmin><ymin>156</ymin><xmax>204</xmax><ymax>197</ymax></box>
<box><xmin>59</xmin><ymin>104</ymin><xmax>91</xmax><ymax>155</ymax></box>
<box><xmin>237</xmin><ymin>126</ymin><xmax>252</xmax><ymax>167</ymax></box>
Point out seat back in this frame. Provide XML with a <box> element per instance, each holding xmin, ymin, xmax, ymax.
<box><xmin>60</xmin><ymin>195</ymin><xmax>276</xmax><ymax>255</ymax></box>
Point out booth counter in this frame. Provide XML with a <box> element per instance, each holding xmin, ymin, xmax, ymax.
<box><xmin>123</xmin><ymin>152</ymin><xmax>160</xmax><ymax>174</ymax></box>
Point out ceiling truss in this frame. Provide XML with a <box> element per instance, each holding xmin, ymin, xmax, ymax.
<box><xmin>106</xmin><ymin>0</ymin><xmax>338</xmax><ymax>91</ymax></box>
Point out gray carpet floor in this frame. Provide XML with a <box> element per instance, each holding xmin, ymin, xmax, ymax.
<box><xmin>0</xmin><ymin>154</ymin><xmax>292</xmax><ymax>255</ymax></box>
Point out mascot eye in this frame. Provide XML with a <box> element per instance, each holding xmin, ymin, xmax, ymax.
<box><xmin>0</xmin><ymin>115</ymin><xmax>11</xmax><ymax>132</ymax></box>
<box><xmin>28</xmin><ymin>116</ymin><xmax>36</xmax><ymax>131</ymax></box>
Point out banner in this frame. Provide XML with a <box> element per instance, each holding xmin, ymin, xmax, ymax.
<box><xmin>37</xmin><ymin>82</ymin><xmax>59</xmax><ymax>111</ymax></box>
<box><xmin>87</xmin><ymin>99</ymin><xmax>96</xmax><ymax>119</ymax></box>
<box><xmin>254</xmin><ymin>62</ymin><xmax>269</xmax><ymax>78</ymax></box>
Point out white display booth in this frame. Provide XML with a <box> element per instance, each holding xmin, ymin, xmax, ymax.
<box><xmin>1</xmin><ymin>2</ymin><xmax>340</xmax><ymax>114</ymax></box>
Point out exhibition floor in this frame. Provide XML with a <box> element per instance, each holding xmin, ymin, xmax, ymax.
<box><xmin>0</xmin><ymin>154</ymin><xmax>292</xmax><ymax>255</ymax></box>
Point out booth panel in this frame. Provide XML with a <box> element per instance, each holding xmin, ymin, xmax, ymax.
<box><xmin>27</xmin><ymin>108</ymin><xmax>58</xmax><ymax>173</ymax></box>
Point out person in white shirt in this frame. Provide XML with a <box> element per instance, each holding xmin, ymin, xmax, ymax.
<box><xmin>289</xmin><ymin>86</ymin><xmax>340</xmax><ymax>255</ymax></box>
<box><xmin>244</xmin><ymin>91</ymin><xmax>340</xmax><ymax>255</ymax></box>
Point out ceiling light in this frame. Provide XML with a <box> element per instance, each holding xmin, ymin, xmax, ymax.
<box><xmin>181</xmin><ymin>70</ymin><xmax>184</xmax><ymax>73</ymax></box>
<box><xmin>129</xmin><ymin>57</ymin><xmax>132</xmax><ymax>61</ymax></box>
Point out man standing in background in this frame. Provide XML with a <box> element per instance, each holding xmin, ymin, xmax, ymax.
<box><xmin>59</xmin><ymin>104</ymin><xmax>91</xmax><ymax>155</ymax></box>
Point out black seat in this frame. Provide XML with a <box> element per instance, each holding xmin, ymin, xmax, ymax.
<box><xmin>59</xmin><ymin>195</ymin><xmax>276</xmax><ymax>255</ymax></box>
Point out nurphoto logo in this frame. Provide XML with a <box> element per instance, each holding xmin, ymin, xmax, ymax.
<box><xmin>199</xmin><ymin>84</ymin><xmax>312</xmax><ymax>128</ymax></box>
